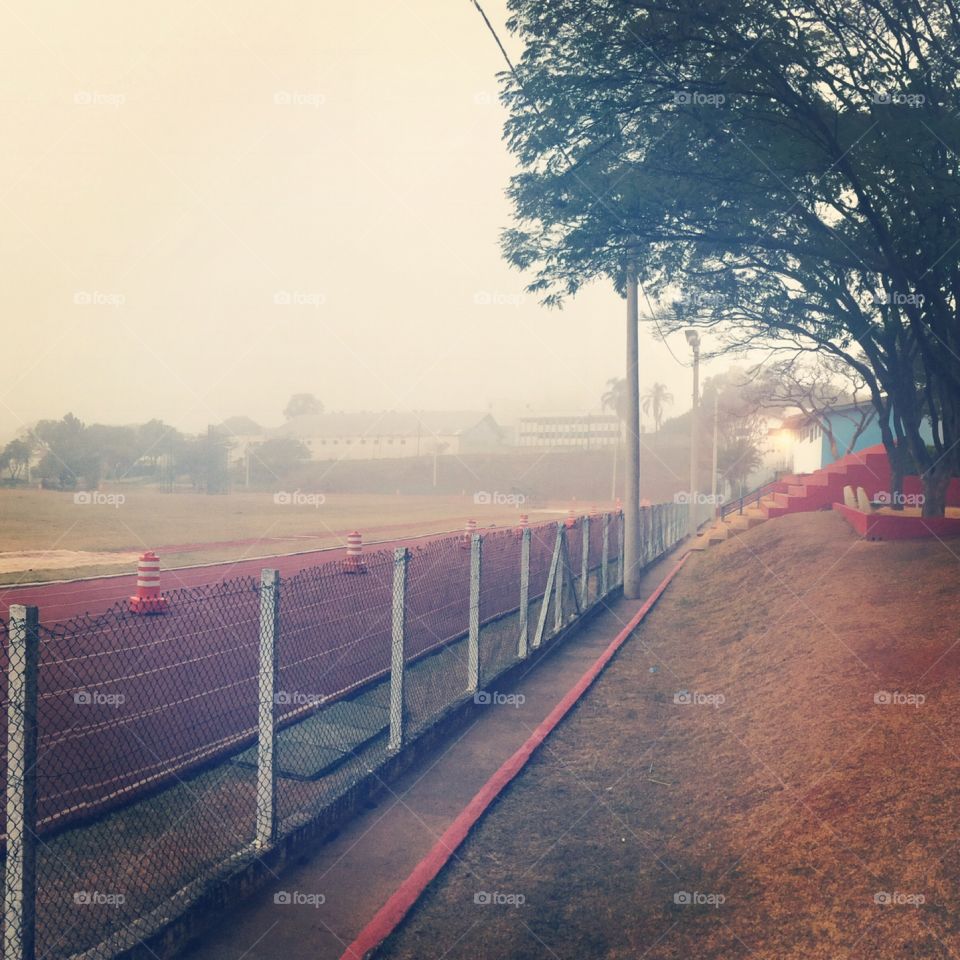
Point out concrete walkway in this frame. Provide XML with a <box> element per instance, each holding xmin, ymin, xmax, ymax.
<box><xmin>179</xmin><ymin>550</ymin><xmax>685</xmax><ymax>960</ymax></box>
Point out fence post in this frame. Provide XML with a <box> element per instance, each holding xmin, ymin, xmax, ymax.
<box><xmin>5</xmin><ymin>604</ymin><xmax>38</xmax><ymax>960</ymax></box>
<box><xmin>553</xmin><ymin>523</ymin><xmax>565</xmax><ymax>633</ymax></box>
<box><xmin>579</xmin><ymin>516</ymin><xmax>590</xmax><ymax>610</ymax></box>
<box><xmin>617</xmin><ymin>511</ymin><xmax>625</xmax><ymax>586</ymax></box>
<box><xmin>533</xmin><ymin>523</ymin><xmax>564</xmax><ymax>650</ymax></box>
<box><xmin>255</xmin><ymin>570</ymin><xmax>279</xmax><ymax>848</ymax></box>
<box><xmin>601</xmin><ymin>513</ymin><xmax>609</xmax><ymax>597</ymax></box>
<box><xmin>518</xmin><ymin>527</ymin><xmax>530</xmax><ymax>660</ymax></box>
<box><xmin>389</xmin><ymin>548</ymin><xmax>408</xmax><ymax>752</ymax></box>
<box><xmin>467</xmin><ymin>533</ymin><xmax>481</xmax><ymax>693</ymax></box>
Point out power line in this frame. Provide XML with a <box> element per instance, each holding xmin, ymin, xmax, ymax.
<box><xmin>468</xmin><ymin>0</ymin><xmax>689</xmax><ymax>369</ymax></box>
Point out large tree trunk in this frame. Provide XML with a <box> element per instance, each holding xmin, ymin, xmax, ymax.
<box><xmin>887</xmin><ymin>442</ymin><xmax>910</xmax><ymax>512</ymax></box>
<box><xmin>921</xmin><ymin>460</ymin><xmax>951</xmax><ymax>518</ymax></box>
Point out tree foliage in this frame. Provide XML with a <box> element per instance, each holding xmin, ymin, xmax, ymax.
<box><xmin>501</xmin><ymin>0</ymin><xmax>960</xmax><ymax>513</ymax></box>
<box><xmin>283</xmin><ymin>393</ymin><xmax>324</xmax><ymax>420</ymax></box>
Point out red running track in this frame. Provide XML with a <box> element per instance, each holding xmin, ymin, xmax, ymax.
<box><xmin>0</xmin><ymin>528</ymin><xmax>467</xmax><ymax>623</ymax></box>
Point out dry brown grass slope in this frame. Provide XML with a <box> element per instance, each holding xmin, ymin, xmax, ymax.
<box><xmin>377</xmin><ymin>511</ymin><xmax>960</xmax><ymax>960</ymax></box>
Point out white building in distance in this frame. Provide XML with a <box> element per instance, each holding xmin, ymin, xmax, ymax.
<box><xmin>517</xmin><ymin>414</ymin><xmax>620</xmax><ymax>449</ymax></box>
<box><xmin>267</xmin><ymin>411</ymin><xmax>505</xmax><ymax>461</ymax></box>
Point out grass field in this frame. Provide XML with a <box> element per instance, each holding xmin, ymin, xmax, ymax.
<box><xmin>0</xmin><ymin>487</ymin><xmax>545</xmax><ymax>583</ymax></box>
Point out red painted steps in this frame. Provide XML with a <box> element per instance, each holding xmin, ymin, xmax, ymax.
<box><xmin>761</xmin><ymin>444</ymin><xmax>960</xmax><ymax>519</ymax></box>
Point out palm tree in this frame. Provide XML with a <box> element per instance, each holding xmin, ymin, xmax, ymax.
<box><xmin>601</xmin><ymin>377</ymin><xmax>628</xmax><ymax>421</ymax></box>
<box><xmin>641</xmin><ymin>383</ymin><xmax>673</xmax><ymax>432</ymax></box>
<box><xmin>601</xmin><ymin>378</ymin><xmax>628</xmax><ymax>501</ymax></box>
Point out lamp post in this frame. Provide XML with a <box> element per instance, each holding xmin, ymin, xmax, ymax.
<box><xmin>685</xmin><ymin>329</ymin><xmax>701</xmax><ymax>538</ymax></box>
<box><xmin>623</xmin><ymin>262</ymin><xmax>642</xmax><ymax>598</ymax></box>
<box><xmin>711</xmin><ymin>391</ymin><xmax>719</xmax><ymax>516</ymax></box>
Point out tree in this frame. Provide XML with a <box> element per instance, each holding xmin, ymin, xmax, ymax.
<box><xmin>499</xmin><ymin>0</ymin><xmax>960</xmax><ymax>515</ymax></box>
<box><xmin>600</xmin><ymin>377</ymin><xmax>627</xmax><ymax>422</ymax></box>
<box><xmin>747</xmin><ymin>354</ymin><xmax>879</xmax><ymax>465</ymax></box>
<box><xmin>246</xmin><ymin>438</ymin><xmax>310</xmax><ymax>484</ymax></box>
<box><xmin>32</xmin><ymin>413</ymin><xmax>100</xmax><ymax>489</ymax></box>
<box><xmin>179</xmin><ymin>427</ymin><xmax>232</xmax><ymax>494</ymax></box>
<box><xmin>0</xmin><ymin>439</ymin><xmax>30</xmax><ymax>481</ymax></box>
<box><xmin>84</xmin><ymin>424</ymin><xmax>138</xmax><ymax>480</ymax></box>
<box><xmin>641</xmin><ymin>383</ymin><xmax>673</xmax><ymax>433</ymax></box>
<box><xmin>284</xmin><ymin>394</ymin><xmax>323</xmax><ymax>420</ymax></box>
<box><xmin>135</xmin><ymin>420</ymin><xmax>182</xmax><ymax>471</ymax></box>
<box><xmin>601</xmin><ymin>377</ymin><xmax>628</xmax><ymax>501</ymax></box>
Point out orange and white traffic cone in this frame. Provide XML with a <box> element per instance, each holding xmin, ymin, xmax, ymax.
<box><xmin>462</xmin><ymin>518</ymin><xmax>478</xmax><ymax>548</ymax></box>
<box><xmin>129</xmin><ymin>551</ymin><xmax>169</xmax><ymax>614</ymax></box>
<box><xmin>516</xmin><ymin>513</ymin><xmax>529</xmax><ymax>537</ymax></box>
<box><xmin>344</xmin><ymin>531</ymin><xmax>367</xmax><ymax>574</ymax></box>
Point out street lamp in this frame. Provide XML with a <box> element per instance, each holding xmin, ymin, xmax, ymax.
<box><xmin>685</xmin><ymin>329</ymin><xmax>701</xmax><ymax>537</ymax></box>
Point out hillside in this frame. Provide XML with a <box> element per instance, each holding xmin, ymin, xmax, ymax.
<box><xmin>378</xmin><ymin>511</ymin><xmax>960</xmax><ymax>959</ymax></box>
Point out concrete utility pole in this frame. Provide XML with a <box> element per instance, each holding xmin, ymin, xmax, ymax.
<box><xmin>623</xmin><ymin>262</ymin><xmax>643</xmax><ymax>598</ymax></box>
<box><xmin>711</xmin><ymin>390</ymin><xmax>719</xmax><ymax>514</ymax></box>
<box><xmin>685</xmin><ymin>329</ymin><xmax>701</xmax><ymax>538</ymax></box>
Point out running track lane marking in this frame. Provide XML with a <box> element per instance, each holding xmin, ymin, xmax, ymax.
<box><xmin>338</xmin><ymin>552</ymin><xmax>690</xmax><ymax>960</ymax></box>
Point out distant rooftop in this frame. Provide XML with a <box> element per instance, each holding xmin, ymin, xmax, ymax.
<box><xmin>270</xmin><ymin>411</ymin><xmax>498</xmax><ymax>439</ymax></box>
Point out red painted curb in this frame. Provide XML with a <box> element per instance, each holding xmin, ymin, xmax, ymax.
<box><xmin>339</xmin><ymin>553</ymin><xmax>691</xmax><ymax>960</ymax></box>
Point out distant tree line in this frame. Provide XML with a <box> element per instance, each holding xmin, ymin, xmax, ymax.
<box><xmin>0</xmin><ymin>415</ymin><xmax>213</xmax><ymax>491</ymax></box>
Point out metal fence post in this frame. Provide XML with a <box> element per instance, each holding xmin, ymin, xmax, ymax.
<box><xmin>256</xmin><ymin>570</ymin><xmax>279</xmax><ymax>848</ymax></box>
<box><xmin>617</xmin><ymin>511</ymin><xmax>625</xmax><ymax>586</ymax></box>
<box><xmin>467</xmin><ymin>533</ymin><xmax>481</xmax><ymax>693</ymax></box>
<box><xmin>533</xmin><ymin>524</ymin><xmax>563</xmax><ymax>650</ymax></box>
<box><xmin>580</xmin><ymin>516</ymin><xmax>590</xmax><ymax>610</ymax></box>
<box><xmin>389</xmin><ymin>548</ymin><xmax>408</xmax><ymax>752</ymax></box>
<box><xmin>518</xmin><ymin>527</ymin><xmax>530</xmax><ymax>660</ymax></box>
<box><xmin>5</xmin><ymin>604</ymin><xmax>38</xmax><ymax>960</ymax></box>
<box><xmin>600</xmin><ymin>513</ymin><xmax>609</xmax><ymax>597</ymax></box>
<box><xmin>554</xmin><ymin>524</ymin><xmax>565</xmax><ymax>633</ymax></box>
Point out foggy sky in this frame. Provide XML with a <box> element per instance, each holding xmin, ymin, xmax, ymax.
<box><xmin>0</xmin><ymin>0</ymin><xmax>713</xmax><ymax>443</ymax></box>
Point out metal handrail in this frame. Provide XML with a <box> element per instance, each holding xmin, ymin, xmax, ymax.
<box><xmin>719</xmin><ymin>474</ymin><xmax>782</xmax><ymax>519</ymax></box>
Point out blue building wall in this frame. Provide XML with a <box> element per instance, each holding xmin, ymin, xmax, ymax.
<box><xmin>820</xmin><ymin>410</ymin><xmax>934</xmax><ymax>466</ymax></box>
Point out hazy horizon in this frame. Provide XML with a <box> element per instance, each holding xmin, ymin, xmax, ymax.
<box><xmin>0</xmin><ymin>0</ymin><xmax>726</xmax><ymax>444</ymax></box>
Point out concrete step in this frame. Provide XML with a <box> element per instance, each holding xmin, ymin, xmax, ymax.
<box><xmin>707</xmin><ymin>527</ymin><xmax>727</xmax><ymax>545</ymax></box>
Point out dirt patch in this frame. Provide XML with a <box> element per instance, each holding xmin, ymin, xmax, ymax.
<box><xmin>0</xmin><ymin>549</ymin><xmax>141</xmax><ymax>575</ymax></box>
<box><xmin>376</xmin><ymin>511</ymin><xmax>960</xmax><ymax>959</ymax></box>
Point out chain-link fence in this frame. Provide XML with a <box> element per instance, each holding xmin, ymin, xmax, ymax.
<box><xmin>0</xmin><ymin>504</ymin><xmax>692</xmax><ymax>959</ymax></box>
